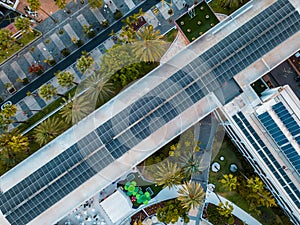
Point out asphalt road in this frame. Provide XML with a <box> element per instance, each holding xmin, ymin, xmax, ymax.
<box><xmin>0</xmin><ymin>0</ymin><xmax>160</xmax><ymax>108</ymax></box>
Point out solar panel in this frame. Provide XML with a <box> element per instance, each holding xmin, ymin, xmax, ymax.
<box><xmin>258</xmin><ymin>112</ymin><xmax>289</xmax><ymax>146</ymax></box>
<box><xmin>272</xmin><ymin>102</ymin><xmax>300</xmax><ymax>137</ymax></box>
<box><xmin>236</xmin><ymin>112</ymin><xmax>300</xmax><ymax>206</ymax></box>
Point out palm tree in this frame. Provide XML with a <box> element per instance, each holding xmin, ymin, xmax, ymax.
<box><xmin>153</xmin><ymin>160</ymin><xmax>182</xmax><ymax>188</ymax></box>
<box><xmin>0</xmin><ymin>114</ymin><xmax>12</xmax><ymax>131</ymax></box>
<box><xmin>39</xmin><ymin>84</ymin><xmax>64</xmax><ymax>101</ymax></box>
<box><xmin>179</xmin><ymin>152</ymin><xmax>203</xmax><ymax>178</ymax></box>
<box><xmin>59</xmin><ymin>94</ymin><xmax>93</xmax><ymax>124</ymax></box>
<box><xmin>0</xmin><ymin>104</ymin><xmax>29</xmax><ymax>125</ymax></box>
<box><xmin>133</xmin><ymin>25</ymin><xmax>170</xmax><ymax>62</ymax></box>
<box><xmin>83</xmin><ymin>70</ymin><xmax>115</xmax><ymax>105</ymax></box>
<box><xmin>257</xmin><ymin>190</ymin><xmax>277</xmax><ymax>208</ymax></box>
<box><xmin>27</xmin><ymin>0</ymin><xmax>41</xmax><ymax>11</ymax></box>
<box><xmin>220</xmin><ymin>0</ymin><xmax>245</xmax><ymax>9</ymax></box>
<box><xmin>0</xmin><ymin>132</ymin><xmax>29</xmax><ymax>168</ymax></box>
<box><xmin>27</xmin><ymin>0</ymin><xmax>58</xmax><ymax>23</ymax></box>
<box><xmin>220</xmin><ymin>174</ymin><xmax>239</xmax><ymax>191</ymax></box>
<box><xmin>55</xmin><ymin>71</ymin><xmax>77</xmax><ymax>88</ymax></box>
<box><xmin>76</xmin><ymin>51</ymin><xmax>94</xmax><ymax>74</ymax></box>
<box><xmin>1</xmin><ymin>104</ymin><xmax>17</xmax><ymax>119</ymax></box>
<box><xmin>0</xmin><ymin>28</ymin><xmax>14</xmax><ymax>50</ymax></box>
<box><xmin>177</xmin><ymin>181</ymin><xmax>205</xmax><ymax>210</ymax></box>
<box><xmin>54</xmin><ymin>0</ymin><xmax>67</xmax><ymax>9</ymax></box>
<box><xmin>14</xmin><ymin>16</ymin><xmax>32</xmax><ymax>33</ymax></box>
<box><xmin>33</xmin><ymin>117</ymin><xmax>66</xmax><ymax>146</ymax></box>
<box><xmin>246</xmin><ymin>176</ymin><xmax>264</xmax><ymax>193</ymax></box>
<box><xmin>88</xmin><ymin>0</ymin><xmax>103</xmax><ymax>8</ymax></box>
<box><xmin>217</xmin><ymin>201</ymin><xmax>234</xmax><ymax>218</ymax></box>
<box><xmin>119</xmin><ymin>26</ymin><xmax>136</xmax><ymax>43</ymax></box>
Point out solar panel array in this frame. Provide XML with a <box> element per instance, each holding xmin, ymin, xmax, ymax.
<box><xmin>233</xmin><ymin>112</ymin><xmax>300</xmax><ymax>208</ymax></box>
<box><xmin>281</xmin><ymin>144</ymin><xmax>300</xmax><ymax>174</ymax></box>
<box><xmin>258</xmin><ymin>111</ymin><xmax>300</xmax><ymax>174</ymax></box>
<box><xmin>1</xmin><ymin>0</ymin><xmax>300</xmax><ymax>224</ymax></box>
<box><xmin>258</xmin><ymin>112</ymin><xmax>289</xmax><ymax>146</ymax></box>
<box><xmin>272</xmin><ymin>102</ymin><xmax>300</xmax><ymax>136</ymax></box>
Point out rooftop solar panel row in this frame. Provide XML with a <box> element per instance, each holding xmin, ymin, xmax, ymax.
<box><xmin>272</xmin><ymin>102</ymin><xmax>300</xmax><ymax>137</ymax></box>
<box><xmin>258</xmin><ymin>112</ymin><xmax>289</xmax><ymax>146</ymax></box>
<box><xmin>235</xmin><ymin>112</ymin><xmax>300</xmax><ymax>207</ymax></box>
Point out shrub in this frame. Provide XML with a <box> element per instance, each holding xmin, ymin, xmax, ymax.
<box><xmin>30</xmin><ymin>46</ymin><xmax>35</xmax><ymax>52</ymax></box>
<box><xmin>45</xmin><ymin>39</ymin><xmax>50</xmax><ymax>44</ymax></box>
<box><xmin>0</xmin><ymin>97</ymin><xmax>3</xmax><ymax>103</ymax></box>
<box><xmin>76</xmin><ymin>39</ymin><xmax>83</xmax><ymax>47</ymax></box>
<box><xmin>87</xmin><ymin>30</ymin><xmax>96</xmax><ymax>38</ymax></box>
<box><xmin>49</xmin><ymin>59</ymin><xmax>56</xmax><ymax>66</ymax></box>
<box><xmin>61</xmin><ymin>48</ymin><xmax>70</xmax><ymax>57</ymax></box>
<box><xmin>28</xmin><ymin>64</ymin><xmax>43</xmax><ymax>75</ymax></box>
<box><xmin>23</xmin><ymin>78</ymin><xmax>29</xmax><ymax>85</ymax></box>
<box><xmin>114</xmin><ymin>10</ymin><xmax>123</xmax><ymax>20</ymax></box>
<box><xmin>101</xmin><ymin>20</ymin><xmax>109</xmax><ymax>27</ymax></box>
<box><xmin>58</xmin><ymin>29</ymin><xmax>64</xmax><ymax>35</ymax></box>
<box><xmin>168</xmin><ymin>9</ymin><xmax>173</xmax><ymax>15</ymax></box>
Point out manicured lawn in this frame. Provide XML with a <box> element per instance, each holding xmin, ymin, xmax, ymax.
<box><xmin>0</xmin><ymin>30</ymin><xmax>41</xmax><ymax>64</ymax></box>
<box><xmin>163</xmin><ymin>27</ymin><xmax>178</xmax><ymax>43</ymax></box>
<box><xmin>209</xmin><ymin>135</ymin><xmax>293</xmax><ymax>225</ymax></box>
<box><xmin>175</xmin><ymin>1</ymin><xmax>219</xmax><ymax>42</ymax></box>
<box><xmin>209</xmin><ymin>0</ymin><xmax>251</xmax><ymax>15</ymax></box>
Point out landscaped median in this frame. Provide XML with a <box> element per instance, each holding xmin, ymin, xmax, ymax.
<box><xmin>0</xmin><ymin>29</ymin><xmax>41</xmax><ymax>64</ymax></box>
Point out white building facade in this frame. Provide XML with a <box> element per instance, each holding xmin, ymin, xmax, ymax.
<box><xmin>217</xmin><ymin>85</ymin><xmax>300</xmax><ymax>224</ymax></box>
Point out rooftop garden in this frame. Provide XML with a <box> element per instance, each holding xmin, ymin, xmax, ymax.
<box><xmin>209</xmin><ymin>0</ymin><xmax>251</xmax><ymax>16</ymax></box>
<box><xmin>209</xmin><ymin>132</ymin><xmax>293</xmax><ymax>225</ymax></box>
<box><xmin>175</xmin><ymin>1</ymin><xmax>219</xmax><ymax>43</ymax></box>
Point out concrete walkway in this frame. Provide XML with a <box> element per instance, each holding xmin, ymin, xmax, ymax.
<box><xmin>205</xmin><ymin>189</ymin><xmax>262</xmax><ymax>225</ymax></box>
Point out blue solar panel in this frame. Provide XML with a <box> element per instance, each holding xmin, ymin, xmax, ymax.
<box><xmin>258</xmin><ymin>112</ymin><xmax>288</xmax><ymax>146</ymax></box>
<box><xmin>236</xmin><ymin>112</ymin><xmax>300</xmax><ymax>204</ymax></box>
<box><xmin>273</xmin><ymin>102</ymin><xmax>300</xmax><ymax>137</ymax></box>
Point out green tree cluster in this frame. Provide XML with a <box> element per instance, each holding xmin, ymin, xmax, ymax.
<box><xmin>76</xmin><ymin>51</ymin><xmax>94</xmax><ymax>74</ymax></box>
<box><xmin>219</xmin><ymin>0</ymin><xmax>245</xmax><ymax>9</ymax></box>
<box><xmin>156</xmin><ymin>199</ymin><xmax>190</xmax><ymax>224</ymax></box>
<box><xmin>59</xmin><ymin>94</ymin><xmax>94</xmax><ymax>124</ymax></box>
<box><xmin>0</xmin><ymin>132</ymin><xmax>29</xmax><ymax>169</ymax></box>
<box><xmin>33</xmin><ymin>117</ymin><xmax>66</xmax><ymax>146</ymax></box>
<box><xmin>0</xmin><ymin>28</ymin><xmax>15</xmax><ymax>50</ymax></box>
<box><xmin>14</xmin><ymin>16</ymin><xmax>32</xmax><ymax>33</ymax></box>
<box><xmin>220</xmin><ymin>173</ymin><xmax>277</xmax><ymax>214</ymax></box>
<box><xmin>149</xmin><ymin>130</ymin><xmax>203</xmax><ymax>188</ymax></box>
<box><xmin>0</xmin><ymin>104</ymin><xmax>30</xmax><ymax>169</ymax></box>
<box><xmin>88</xmin><ymin>0</ymin><xmax>103</xmax><ymax>9</ymax></box>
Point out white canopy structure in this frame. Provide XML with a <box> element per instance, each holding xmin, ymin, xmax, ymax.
<box><xmin>100</xmin><ymin>190</ymin><xmax>133</xmax><ymax>224</ymax></box>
